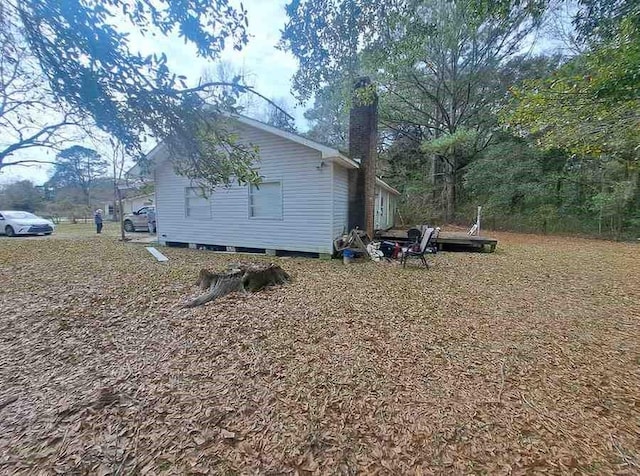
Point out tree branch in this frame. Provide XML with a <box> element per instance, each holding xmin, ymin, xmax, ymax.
<box><xmin>176</xmin><ymin>81</ymin><xmax>296</xmax><ymax>122</ymax></box>
<box><xmin>0</xmin><ymin>118</ymin><xmax>77</xmax><ymax>166</ymax></box>
<box><xmin>0</xmin><ymin>158</ymin><xmax>56</xmax><ymax>169</ymax></box>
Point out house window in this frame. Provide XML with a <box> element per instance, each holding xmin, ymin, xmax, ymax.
<box><xmin>249</xmin><ymin>181</ymin><xmax>282</xmax><ymax>219</ymax></box>
<box><xmin>185</xmin><ymin>187</ymin><xmax>211</xmax><ymax>219</ymax></box>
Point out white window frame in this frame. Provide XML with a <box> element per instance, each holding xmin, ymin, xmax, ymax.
<box><xmin>248</xmin><ymin>180</ymin><xmax>283</xmax><ymax>220</ymax></box>
<box><xmin>185</xmin><ymin>187</ymin><xmax>212</xmax><ymax>219</ymax></box>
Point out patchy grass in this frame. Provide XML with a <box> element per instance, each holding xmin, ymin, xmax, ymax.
<box><xmin>0</xmin><ymin>230</ymin><xmax>638</xmax><ymax>474</ymax></box>
<box><xmin>53</xmin><ymin>221</ymin><xmax>119</xmax><ymax>237</ymax></box>
<box><xmin>7</xmin><ymin>222</ymin><xmax>148</xmax><ymax>241</ymax></box>
<box><xmin>48</xmin><ymin>222</ymin><xmax>132</xmax><ymax>239</ymax></box>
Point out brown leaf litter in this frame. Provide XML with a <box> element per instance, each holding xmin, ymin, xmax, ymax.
<box><xmin>0</xmin><ymin>228</ymin><xmax>639</xmax><ymax>474</ymax></box>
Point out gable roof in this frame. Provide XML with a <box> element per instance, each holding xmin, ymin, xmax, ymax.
<box><xmin>231</xmin><ymin>115</ymin><xmax>399</xmax><ymax>196</ymax></box>
<box><xmin>129</xmin><ymin>114</ymin><xmax>400</xmax><ymax>196</ymax></box>
<box><xmin>230</xmin><ymin>114</ymin><xmax>360</xmax><ymax>170</ymax></box>
<box><xmin>375</xmin><ymin>178</ymin><xmax>400</xmax><ymax>196</ymax></box>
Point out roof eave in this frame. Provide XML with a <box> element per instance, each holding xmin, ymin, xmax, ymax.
<box><xmin>375</xmin><ymin>178</ymin><xmax>401</xmax><ymax>196</ymax></box>
<box><xmin>325</xmin><ymin>153</ymin><xmax>359</xmax><ymax>169</ymax></box>
<box><xmin>230</xmin><ymin>114</ymin><xmax>351</xmax><ymax>160</ymax></box>
<box><xmin>126</xmin><ymin>142</ymin><xmax>166</xmax><ymax>178</ymax></box>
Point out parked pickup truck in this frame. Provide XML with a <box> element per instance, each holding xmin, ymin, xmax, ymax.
<box><xmin>123</xmin><ymin>206</ymin><xmax>154</xmax><ymax>232</ymax></box>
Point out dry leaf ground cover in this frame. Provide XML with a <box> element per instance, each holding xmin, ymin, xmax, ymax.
<box><xmin>1</xmin><ymin>224</ymin><xmax>639</xmax><ymax>474</ymax></box>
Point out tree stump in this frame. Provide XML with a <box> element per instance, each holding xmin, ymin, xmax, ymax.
<box><xmin>182</xmin><ymin>263</ymin><xmax>291</xmax><ymax>308</ymax></box>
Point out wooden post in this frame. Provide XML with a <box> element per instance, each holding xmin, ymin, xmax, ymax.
<box><xmin>477</xmin><ymin>206</ymin><xmax>482</xmax><ymax>236</ymax></box>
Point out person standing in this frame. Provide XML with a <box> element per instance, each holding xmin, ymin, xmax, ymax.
<box><xmin>146</xmin><ymin>208</ymin><xmax>156</xmax><ymax>234</ymax></box>
<box><xmin>94</xmin><ymin>209</ymin><xmax>103</xmax><ymax>234</ymax></box>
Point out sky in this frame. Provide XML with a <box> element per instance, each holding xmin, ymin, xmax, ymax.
<box><xmin>0</xmin><ymin>0</ymin><xmax>301</xmax><ymax>186</ymax></box>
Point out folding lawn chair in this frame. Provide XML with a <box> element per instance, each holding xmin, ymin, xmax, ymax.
<box><xmin>401</xmin><ymin>227</ymin><xmax>439</xmax><ymax>269</ymax></box>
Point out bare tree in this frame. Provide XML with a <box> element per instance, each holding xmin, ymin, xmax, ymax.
<box><xmin>261</xmin><ymin>97</ymin><xmax>296</xmax><ymax>132</ymax></box>
<box><xmin>109</xmin><ymin>140</ymin><xmax>128</xmax><ymax>241</ymax></box>
<box><xmin>375</xmin><ymin>1</ymin><xmax>544</xmax><ymax>221</ymax></box>
<box><xmin>200</xmin><ymin>61</ymin><xmax>261</xmax><ymax>116</ymax></box>
<box><xmin>542</xmin><ymin>0</ymin><xmax>586</xmax><ymax>57</ymax></box>
<box><xmin>2</xmin><ymin>0</ymin><xmax>292</xmax><ymax>192</ymax></box>
<box><xmin>0</xmin><ymin>6</ymin><xmax>79</xmax><ymax>169</ymax></box>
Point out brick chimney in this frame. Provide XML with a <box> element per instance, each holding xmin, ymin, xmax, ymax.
<box><xmin>348</xmin><ymin>77</ymin><xmax>378</xmax><ymax>237</ymax></box>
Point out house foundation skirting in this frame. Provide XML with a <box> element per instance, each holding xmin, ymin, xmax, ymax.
<box><xmin>159</xmin><ymin>240</ymin><xmax>326</xmax><ymax>259</ymax></box>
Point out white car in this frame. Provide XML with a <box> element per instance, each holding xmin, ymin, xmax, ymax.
<box><xmin>0</xmin><ymin>210</ymin><xmax>55</xmax><ymax>237</ymax></box>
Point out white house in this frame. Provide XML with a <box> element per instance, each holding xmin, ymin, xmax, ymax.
<box><xmin>103</xmin><ymin>193</ymin><xmax>153</xmax><ymax>221</ymax></box>
<box><xmin>144</xmin><ymin>115</ymin><xmax>399</xmax><ymax>256</ymax></box>
<box><xmin>123</xmin><ymin>193</ymin><xmax>154</xmax><ymax>214</ymax></box>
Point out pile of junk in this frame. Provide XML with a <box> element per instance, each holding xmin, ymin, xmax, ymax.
<box><xmin>333</xmin><ymin>226</ymin><xmax>440</xmax><ymax>265</ymax></box>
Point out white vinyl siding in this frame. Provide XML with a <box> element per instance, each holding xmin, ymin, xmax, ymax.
<box><xmin>249</xmin><ymin>181</ymin><xmax>282</xmax><ymax>219</ymax></box>
<box><xmin>332</xmin><ymin>164</ymin><xmax>349</xmax><ymax>237</ymax></box>
<box><xmin>375</xmin><ymin>186</ymin><xmax>396</xmax><ymax>229</ymax></box>
<box><xmin>185</xmin><ymin>187</ymin><xmax>211</xmax><ymax>219</ymax></box>
<box><xmin>155</xmin><ymin>122</ymin><xmax>335</xmax><ymax>254</ymax></box>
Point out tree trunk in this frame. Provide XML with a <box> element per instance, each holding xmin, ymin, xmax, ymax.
<box><xmin>556</xmin><ymin>177</ymin><xmax>563</xmax><ymax>207</ymax></box>
<box><xmin>431</xmin><ymin>153</ymin><xmax>456</xmax><ymax>223</ymax></box>
<box><xmin>443</xmin><ymin>165</ymin><xmax>455</xmax><ymax>223</ymax></box>
<box><xmin>117</xmin><ymin>188</ymin><xmax>126</xmax><ymax>241</ymax></box>
<box><xmin>182</xmin><ymin>263</ymin><xmax>290</xmax><ymax>308</ymax></box>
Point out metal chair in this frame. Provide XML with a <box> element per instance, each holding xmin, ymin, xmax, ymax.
<box><xmin>402</xmin><ymin>227</ymin><xmax>439</xmax><ymax>268</ymax></box>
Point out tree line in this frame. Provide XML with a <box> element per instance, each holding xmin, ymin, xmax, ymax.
<box><xmin>0</xmin><ymin>145</ymin><xmax>115</xmax><ymax>220</ymax></box>
<box><xmin>282</xmin><ymin>0</ymin><xmax>639</xmax><ymax>239</ymax></box>
<box><xmin>0</xmin><ymin>0</ymin><xmax>637</xmax><ymax>238</ymax></box>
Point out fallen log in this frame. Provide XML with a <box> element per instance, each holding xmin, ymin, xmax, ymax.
<box><xmin>183</xmin><ymin>263</ymin><xmax>291</xmax><ymax>308</ymax></box>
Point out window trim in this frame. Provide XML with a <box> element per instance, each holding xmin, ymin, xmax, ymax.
<box><xmin>248</xmin><ymin>180</ymin><xmax>283</xmax><ymax>221</ymax></box>
<box><xmin>184</xmin><ymin>186</ymin><xmax>212</xmax><ymax>219</ymax></box>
